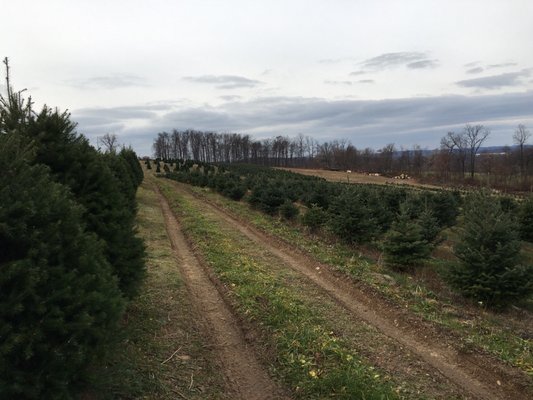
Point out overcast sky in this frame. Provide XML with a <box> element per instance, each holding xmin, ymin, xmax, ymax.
<box><xmin>3</xmin><ymin>0</ymin><xmax>533</xmax><ymax>156</ymax></box>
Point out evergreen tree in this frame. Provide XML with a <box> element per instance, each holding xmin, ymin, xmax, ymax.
<box><xmin>328</xmin><ymin>189</ymin><xmax>377</xmax><ymax>243</ymax></box>
<box><xmin>280</xmin><ymin>199</ymin><xmax>299</xmax><ymax>220</ymax></box>
<box><xmin>518</xmin><ymin>196</ymin><xmax>533</xmax><ymax>242</ymax></box>
<box><xmin>449</xmin><ymin>191</ymin><xmax>533</xmax><ymax>307</ymax></box>
<box><xmin>417</xmin><ymin>208</ymin><xmax>441</xmax><ymax>245</ymax></box>
<box><xmin>0</xmin><ymin>134</ymin><xmax>124</xmax><ymax>399</ymax></box>
<box><xmin>302</xmin><ymin>204</ymin><xmax>328</xmax><ymax>232</ymax></box>
<box><xmin>120</xmin><ymin>148</ymin><xmax>144</xmax><ymax>187</ymax></box>
<box><xmin>258</xmin><ymin>184</ymin><xmax>285</xmax><ymax>215</ymax></box>
<box><xmin>382</xmin><ymin>204</ymin><xmax>431</xmax><ymax>269</ymax></box>
<box><xmin>18</xmin><ymin>108</ymin><xmax>145</xmax><ymax>299</ymax></box>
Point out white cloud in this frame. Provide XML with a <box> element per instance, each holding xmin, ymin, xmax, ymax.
<box><xmin>183</xmin><ymin>75</ymin><xmax>263</xmax><ymax>89</ymax></box>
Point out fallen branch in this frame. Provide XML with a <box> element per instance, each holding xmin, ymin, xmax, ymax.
<box><xmin>161</xmin><ymin>346</ymin><xmax>182</xmax><ymax>365</ymax></box>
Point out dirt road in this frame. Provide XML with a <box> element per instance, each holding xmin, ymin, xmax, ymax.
<box><xmin>152</xmin><ymin>182</ymin><xmax>286</xmax><ymax>400</ymax></box>
<box><xmin>162</xmin><ymin>178</ymin><xmax>531</xmax><ymax>400</ymax></box>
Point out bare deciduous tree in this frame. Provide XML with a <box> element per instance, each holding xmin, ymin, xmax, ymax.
<box><xmin>463</xmin><ymin>124</ymin><xmax>490</xmax><ymax>178</ymax></box>
<box><xmin>97</xmin><ymin>133</ymin><xmax>119</xmax><ymax>153</ymax></box>
<box><xmin>513</xmin><ymin>124</ymin><xmax>531</xmax><ymax>176</ymax></box>
<box><xmin>441</xmin><ymin>131</ymin><xmax>467</xmax><ymax>177</ymax></box>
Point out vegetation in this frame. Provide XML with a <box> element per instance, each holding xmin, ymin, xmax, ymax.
<box><xmin>88</xmin><ymin>183</ymin><xmax>228</xmax><ymax>399</ymax></box>
<box><xmin>157</xmin><ymin>179</ymin><xmax>399</xmax><ymax>399</ymax></box>
<box><xmin>382</xmin><ymin>204</ymin><xmax>431</xmax><ymax>269</ymax></box>
<box><xmin>180</xmin><ymin>179</ymin><xmax>533</xmax><ymax>376</ymax></box>
<box><xmin>153</xmin><ymin>123</ymin><xmax>533</xmax><ymax>192</ymax></box>
<box><xmin>163</xmin><ymin>162</ymin><xmax>456</xmax><ymax>251</ymax></box>
<box><xmin>0</xmin><ymin>134</ymin><xmax>125</xmax><ymax>398</ymax></box>
<box><xmin>448</xmin><ymin>192</ymin><xmax>533</xmax><ymax>308</ymax></box>
<box><xmin>518</xmin><ymin>196</ymin><xmax>533</xmax><ymax>242</ymax></box>
<box><xmin>0</xmin><ymin>60</ymin><xmax>145</xmax><ymax>398</ymax></box>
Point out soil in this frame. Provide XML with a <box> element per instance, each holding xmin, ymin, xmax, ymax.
<box><xmin>279</xmin><ymin>167</ymin><xmax>442</xmax><ymax>189</ymax></box>
<box><xmin>152</xmin><ymin>182</ymin><xmax>287</xmax><ymax>400</ymax></box>
<box><xmin>165</xmin><ymin>179</ymin><xmax>532</xmax><ymax>400</ymax></box>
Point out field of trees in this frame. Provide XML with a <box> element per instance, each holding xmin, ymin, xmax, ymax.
<box><xmin>160</xmin><ymin>159</ymin><xmax>533</xmax><ymax>307</ymax></box>
<box><xmin>2</xmin><ymin>57</ymin><xmax>533</xmax><ymax>399</ymax></box>
<box><xmin>148</xmin><ymin>160</ymin><xmax>533</xmax><ymax>399</ymax></box>
<box><xmin>153</xmin><ymin>127</ymin><xmax>533</xmax><ymax>192</ymax></box>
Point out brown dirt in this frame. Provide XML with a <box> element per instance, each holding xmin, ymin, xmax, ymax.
<box><xmin>168</xmin><ymin>179</ymin><xmax>532</xmax><ymax>400</ymax></box>
<box><xmin>279</xmin><ymin>167</ymin><xmax>442</xmax><ymax>189</ymax></box>
<box><xmin>151</xmin><ymin>182</ymin><xmax>287</xmax><ymax>400</ymax></box>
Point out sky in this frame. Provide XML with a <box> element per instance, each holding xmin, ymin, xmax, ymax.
<box><xmin>2</xmin><ymin>0</ymin><xmax>533</xmax><ymax>156</ymax></box>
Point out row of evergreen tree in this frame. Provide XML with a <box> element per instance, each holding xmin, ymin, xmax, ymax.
<box><xmin>162</xmin><ymin>160</ymin><xmax>532</xmax><ymax>308</ymax></box>
<box><xmin>0</xmin><ymin>61</ymin><xmax>145</xmax><ymax>399</ymax></box>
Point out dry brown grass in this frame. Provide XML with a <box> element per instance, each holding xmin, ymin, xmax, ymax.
<box><xmin>278</xmin><ymin>167</ymin><xmax>441</xmax><ymax>189</ymax></box>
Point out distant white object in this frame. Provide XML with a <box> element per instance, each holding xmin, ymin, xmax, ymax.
<box><xmin>346</xmin><ymin>170</ymin><xmax>352</xmax><ymax>173</ymax></box>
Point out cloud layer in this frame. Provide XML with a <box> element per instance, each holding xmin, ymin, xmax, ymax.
<box><xmin>68</xmin><ymin>74</ymin><xmax>148</xmax><ymax>89</ymax></box>
<box><xmin>183</xmin><ymin>75</ymin><xmax>263</xmax><ymax>89</ymax></box>
<box><xmin>360</xmin><ymin>52</ymin><xmax>438</xmax><ymax>70</ymax></box>
<box><xmin>74</xmin><ymin>90</ymin><xmax>533</xmax><ymax>155</ymax></box>
<box><xmin>456</xmin><ymin>69</ymin><xmax>531</xmax><ymax>89</ymax></box>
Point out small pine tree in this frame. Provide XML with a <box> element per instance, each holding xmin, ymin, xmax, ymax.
<box><xmin>418</xmin><ymin>208</ymin><xmax>441</xmax><ymax>245</ymax></box>
<box><xmin>258</xmin><ymin>184</ymin><xmax>285</xmax><ymax>215</ymax></box>
<box><xmin>280</xmin><ymin>199</ymin><xmax>299</xmax><ymax>220</ymax></box>
<box><xmin>302</xmin><ymin>204</ymin><xmax>328</xmax><ymax>232</ymax></box>
<box><xmin>328</xmin><ymin>189</ymin><xmax>377</xmax><ymax>243</ymax></box>
<box><xmin>448</xmin><ymin>191</ymin><xmax>533</xmax><ymax>307</ymax></box>
<box><xmin>382</xmin><ymin>204</ymin><xmax>431</xmax><ymax>269</ymax></box>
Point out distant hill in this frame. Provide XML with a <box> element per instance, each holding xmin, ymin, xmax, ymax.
<box><xmin>392</xmin><ymin>145</ymin><xmax>533</xmax><ymax>157</ymax></box>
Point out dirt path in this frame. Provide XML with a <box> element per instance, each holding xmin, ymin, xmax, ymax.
<box><xmin>151</xmin><ymin>183</ymin><xmax>286</xmax><ymax>400</ymax></box>
<box><xmin>167</xmin><ymin>179</ymin><xmax>531</xmax><ymax>400</ymax></box>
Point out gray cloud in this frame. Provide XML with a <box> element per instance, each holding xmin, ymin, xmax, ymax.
<box><xmin>68</xmin><ymin>74</ymin><xmax>148</xmax><ymax>89</ymax></box>
<box><xmin>407</xmin><ymin>59</ymin><xmax>438</xmax><ymax>69</ymax></box>
<box><xmin>183</xmin><ymin>75</ymin><xmax>262</xmax><ymax>89</ymax></box>
<box><xmin>349</xmin><ymin>70</ymin><xmax>367</xmax><ymax>76</ymax></box>
<box><xmin>456</xmin><ymin>70</ymin><xmax>531</xmax><ymax>89</ymax></box>
<box><xmin>74</xmin><ymin>90</ymin><xmax>533</xmax><ymax>156</ymax></box>
<box><xmin>318</xmin><ymin>57</ymin><xmax>356</xmax><ymax>64</ymax></box>
<box><xmin>360</xmin><ymin>52</ymin><xmax>437</xmax><ymax>70</ymax></box>
<box><xmin>324</xmin><ymin>80</ymin><xmax>353</xmax><ymax>85</ymax></box>
<box><xmin>74</xmin><ymin>105</ymin><xmax>160</xmax><ymax>120</ymax></box>
<box><xmin>464</xmin><ymin>61</ymin><xmax>480</xmax><ymax>67</ymax></box>
<box><xmin>358</xmin><ymin>79</ymin><xmax>374</xmax><ymax>84</ymax></box>
<box><xmin>219</xmin><ymin>95</ymin><xmax>242</xmax><ymax>101</ymax></box>
<box><xmin>488</xmin><ymin>62</ymin><xmax>518</xmax><ymax>69</ymax></box>
<box><xmin>466</xmin><ymin>67</ymin><xmax>484</xmax><ymax>74</ymax></box>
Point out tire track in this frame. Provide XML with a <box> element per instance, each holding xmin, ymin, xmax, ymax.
<box><xmin>167</xmin><ymin>179</ymin><xmax>531</xmax><ymax>400</ymax></box>
<box><xmin>152</xmin><ymin>182</ymin><xmax>286</xmax><ymax>400</ymax></box>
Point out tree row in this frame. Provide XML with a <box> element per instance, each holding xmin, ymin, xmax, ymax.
<box><xmin>0</xmin><ymin>59</ymin><xmax>145</xmax><ymax>399</ymax></box>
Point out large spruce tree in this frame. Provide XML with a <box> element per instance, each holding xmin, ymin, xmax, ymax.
<box><xmin>0</xmin><ymin>134</ymin><xmax>124</xmax><ymax>398</ymax></box>
<box><xmin>16</xmin><ymin>106</ymin><xmax>145</xmax><ymax>298</ymax></box>
<box><xmin>449</xmin><ymin>191</ymin><xmax>533</xmax><ymax>307</ymax></box>
<box><xmin>1</xmin><ymin>59</ymin><xmax>145</xmax><ymax>397</ymax></box>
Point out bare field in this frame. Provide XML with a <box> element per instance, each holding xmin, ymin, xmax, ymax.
<box><xmin>278</xmin><ymin>167</ymin><xmax>441</xmax><ymax>189</ymax></box>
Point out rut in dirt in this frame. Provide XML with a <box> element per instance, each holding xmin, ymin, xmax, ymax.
<box><xmin>167</xmin><ymin>179</ymin><xmax>531</xmax><ymax>400</ymax></box>
<box><xmin>152</xmin><ymin>183</ymin><xmax>286</xmax><ymax>400</ymax></box>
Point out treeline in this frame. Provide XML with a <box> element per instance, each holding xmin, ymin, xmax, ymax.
<box><xmin>0</xmin><ymin>60</ymin><xmax>145</xmax><ymax>399</ymax></box>
<box><xmin>162</xmin><ymin>160</ymin><xmax>533</xmax><ymax>308</ymax></box>
<box><xmin>153</xmin><ymin>124</ymin><xmax>533</xmax><ymax>191</ymax></box>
